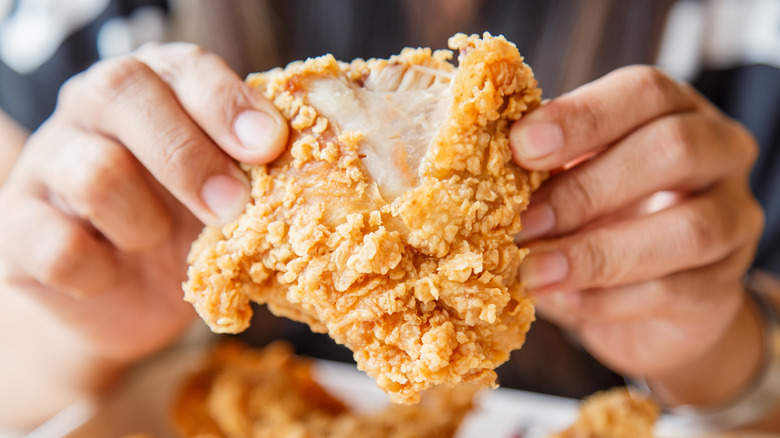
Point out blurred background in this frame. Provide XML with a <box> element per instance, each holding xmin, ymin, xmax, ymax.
<box><xmin>2</xmin><ymin>0</ymin><xmax>780</xmax><ymax>401</ymax></box>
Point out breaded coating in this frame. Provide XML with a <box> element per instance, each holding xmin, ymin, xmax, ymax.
<box><xmin>183</xmin><ymin>33</ymin><xmax>543</xmax><ymax>404</ymax></box>
<box><xmin>550</xmin><ymin>388</ymin><xmax>660</xmax><ymax>438</ymax></box>
<box><xmin>171</xmin><ymin>341</ymin><xmax>477</xmax><ymax>438</ymax></box>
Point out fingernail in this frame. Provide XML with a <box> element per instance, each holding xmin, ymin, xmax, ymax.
<box><xmin>521</xmin><ymin>250</ymin><xmax>569</xmax><ymax>290</ymax></box>
<box><xmin>234</xmin><ymin>110</ymin><xmax>279</xmax><ymax>154</ymax></box>
<box><xmin>511</xmin><ymin>121</ymin><xmax>563</xmax><ymax>160</ymax></box>
<box><xmin>517</xmin><ymin>202</ymin><xmax>555</xmax><ymax>242</ymax></box>
<box><xmin>201</xmin><ymin>174</ymin><xmax>250</xmax><ymax>224</ymax></box>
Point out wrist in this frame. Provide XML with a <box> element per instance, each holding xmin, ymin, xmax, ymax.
<box><xmin>644</xmin><ymin>289</ymin><xmax>764</xmax><ymax>408</ymax></box>
<box><xmin>641</xmin><ymin>274</ymin><xmax>780</xmax><ymax>431</ymax></box>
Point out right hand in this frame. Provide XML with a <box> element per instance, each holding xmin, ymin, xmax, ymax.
<box><xmin>0</xmin><ymin>42</ymin><xmax>288</xmax><ymax>363</ymax></box>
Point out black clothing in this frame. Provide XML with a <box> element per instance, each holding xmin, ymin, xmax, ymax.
<box><xmin>696</xmin><ymin>65</ymin><xmax>780</xmax><ymax>275</ymax></box>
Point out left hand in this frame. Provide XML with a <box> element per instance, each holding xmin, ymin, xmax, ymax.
<box><xmin>510</xmin><ymin>66</ymin><xmax>764</xmax><ymax>392</ymax></box>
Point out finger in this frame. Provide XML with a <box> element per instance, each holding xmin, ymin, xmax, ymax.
<box><xmin>61</xmin><ymin>57</ymin><xmax>250</xmax><ymax>226</ymax></box>
<box><xmin>533</xmin><ymin>249</ymin><xmax>753</xmax><ymax>377</ymax></box>
<box><xmin>576</xmin><ymin>247</ymin><xmax>755</xmax><ymax>324</ymax></box>
<box><xmin>32</xmin><ymin>126</ymin><xmax>171</xmax><ymax>251</ymax></box>
<box><xmin>510</xmin><ymin>65</ymin><xmax>700</xmax><ymax>170</ymax></box>
<box><xmin>0</xmin><ymin>194</ymin><xmax>118</xmax><ymax>298</ymax></box>
<box><xmin>520</xmin><ymin>180</ymin><xmax>763</xmax><ymax>293</ymax></box>
<box><xmin>517</xmin><ymin>112</ymin><xmax>757</xmax><ymax>242</ymax></box>
<box><xmin>575</xmin><ymin>256</ymin><xmax>750</xmax><ymax>377</ymax></box>
<box><xmin>133</xmin><ymin>42</ymin><xmax>288</xmax><ymax>163</ymax></box>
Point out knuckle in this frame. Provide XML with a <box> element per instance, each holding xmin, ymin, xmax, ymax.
<box><xmin>658</xmin><ymin>117</ymin><xmax>698</xmax><ymax>172</ymax></box>
<box><xmin>680</xmin><ymin>201</ymin><xmax>724</xmax><ymax>256</ymax></box>
<box><xmin>728</xmin><ymin>119</ymin><xmax>760</xmax><ymax>169</ymax></box>
<box><xmin>135</xmin><ymin>41</ymin><xmax>239</xmax><ymax>112</ymax></box>
<box><xmin>155</xmin><ymin>126</ymin><xmax>205</xmax><ymax>173</ymax></box>
<box><xmin>746</xmin><ymin>198</ymin><xmax>766</xmax><ymax>241</ymax></box>
<box><xmin>167</xmin><ymin>41</ymin><xmax>209</xmax><ymax>58</ymax></box>
<box><xmin>88</xmin><ymin>57</ymin><xmax>152</xmax><ymax>102</ymax></box>
<box><xmin>552</xmin><ymin>168</ymin><xmax>603</xmax><ymax>228</ymax></box>
<box><xmin>39</xmin><ymin>228</ymin><xmax>89</xmax><ymax>288</ymax></box>
<box><xmin>147</xmin><ymin>42</ymin><xmax>211</xmax><ymax>76</ymax></box>
<box><xmin>567</xmin><ymin>94</ymin><xmax>606</xmax><ymax>138</ymax></box>
<box><xmin>733</xmin><ymin>247</ymin><xmax>758</xmax><ymax>278</ymax></box>
<box><xmin>56</xmin><ymin>73</ymin><xmax>85</xmax><ymax>109</ymax></box>
<box><xmin>73</xmin><ymin>147</ymin><xmax>134</xmax><ymax>211</ymax></box>
<box><xmin>134</xmin><ymin>41</ymin><xmax>250</xmax><ymax>131</ymax></box>
<box><xmin>567</xmin><ymin>231</ymin><xmax>621</xmax><ymax>287</ymax></box>
<box><xmin>619</xmin><ymin>65</ymin><xmax>677</xmax><ymax>112</ymax></box>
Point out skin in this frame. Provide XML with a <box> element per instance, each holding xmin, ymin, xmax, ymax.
<box><xmin>0</xmin><ymin>42</ymin><xmax>288</xmax><ymax>429</ymax></box>
<box><xmin>510</xmin><ymin>66</ymin><xmax>769</xmax><ymax>413</ymax></box>
<box><xmin>0</xmin><ymin>46</ymin><xmax>775</xmax><ymax>430</ymax></box>
<box><xmin>0</xmin><ymin>108</ymin><xmax>26</xmax><ymax>185</ymax></box>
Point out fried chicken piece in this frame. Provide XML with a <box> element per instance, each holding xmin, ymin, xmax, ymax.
<box><xmin>183</xmin><ymin>33</ymin><xmax>542</xmax><ymax>404</ymax></box>
<box><xmin>550</xmin><ymin>388</ymin><xmax>660</xmax><ymax>438</ymax></box>
<box><xmin>171</xmin><ymin>341</ymin><xmax>477</xmax><ymax>438</ymax></box>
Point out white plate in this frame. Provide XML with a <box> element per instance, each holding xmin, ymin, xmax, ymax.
<box><xmin>21</xmin><ymin>344</ymin><xmax>778</xmax><ymax>438</ymax></box>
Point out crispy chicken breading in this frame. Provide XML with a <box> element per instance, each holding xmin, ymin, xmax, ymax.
<box><xmin>183</xmin><ymin>33</ymin><xmax>542</xmax><ymax>404</ymax></box>
<box><xmin>550</xmin><ymin>388</ymin><xmax>660</xmax><ymax>438</ymax></box>
<box><xmin>171</xmin><ymin>341</ymin><xmax>477</xmax><ymax>438</ymax></box>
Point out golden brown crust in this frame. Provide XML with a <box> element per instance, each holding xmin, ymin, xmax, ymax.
<box><xmin>171</xmin><ymin>341</ymin><xmax>477</xmax><ymax>438</ymax></box>
<box><xmin>550</xmin><ymin>388</ymin><xmax>660</xmax><ymax>438</ymax></box>
<box><xmin>183</xmin><ymin>33</ymin><xmax>541</xmax><ymax>403</ymax></box>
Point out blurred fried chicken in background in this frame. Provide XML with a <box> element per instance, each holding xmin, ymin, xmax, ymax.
<box><xmin>550</xmin><ymin>388</ymin><xmax>659</xmax><ymax>438</ymax></box>
<box><xmin>171</xmin><ymin>341</ymin><xmax>477</xmax><ymax>438</ymax></box>
<box><xmin>184</xmin><ymin>33</ymin><xmax>542</xmax><ymax>403</ymax></box>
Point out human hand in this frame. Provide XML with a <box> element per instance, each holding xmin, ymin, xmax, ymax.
<box><xmin>0</xmin><ymin>43</ymin><xmax>288</xmax><ymax>363</ymax></box>
<box><xmin>511</xmin><ymin>66</ymin><xmax>764</xmax><ymax>404</ymax></box>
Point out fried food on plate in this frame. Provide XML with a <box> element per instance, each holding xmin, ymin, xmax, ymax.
<box><xmin>171</xmin><ymin>341</ymin><xmax>477</xmax><ymax>438</ymax></box>
<box><xmin>550</xmin><ymin>387</ymin><xmax>659</xmax><ymax>438</ymax></box>
<box><xmin>183</xmin><ymin>32</ymin><xmax>542</xmax><ymax>403</ymax></box>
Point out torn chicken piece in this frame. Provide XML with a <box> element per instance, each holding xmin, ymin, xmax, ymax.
<box><xmin>550</xmin><ymin>388</ymin><xmax>660</xmax><ymax>438</ymax></box>
<box><xmin>171</xmin><ymin>341</ymin><xmax>477</xmax><ymax>438</ymax></box>
<box><xmin>184</xmin><ymin>32</ymin><xmax>543</xmax><ymax>404</ymax></box>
